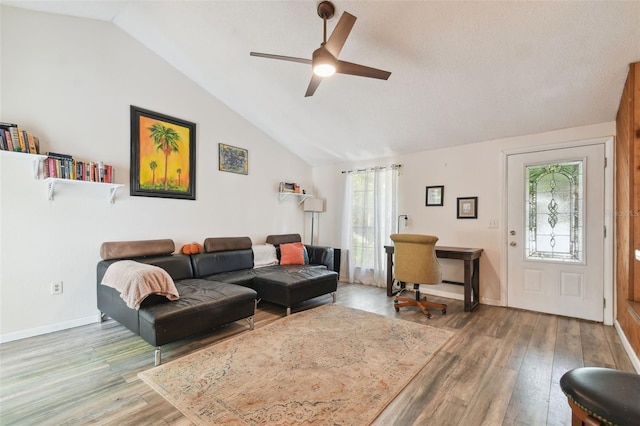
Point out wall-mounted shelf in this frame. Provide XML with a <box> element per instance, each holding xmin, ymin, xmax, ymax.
<box><xmin>278</xmin><ymin>192</ymin><xmax>312</xmax><ymax>204</ymax></box>
<box><xmin>44</xmin><ymin>178</ymin><xmax>124</xmax><ymax>204</ymax></box>
<box><xmin>0</xmin><ymin>150</ymin><xmax>47</xmax><ymax>179</ymax></box>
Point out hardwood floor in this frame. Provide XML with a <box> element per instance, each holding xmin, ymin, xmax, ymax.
<box><xmin>1</xmin><ymin>283</ymin><xmax>635</xmax><ymax>425</ymax></box>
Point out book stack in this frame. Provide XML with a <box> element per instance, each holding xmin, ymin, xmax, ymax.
<box><xmin>0</xmin><ymin>122</ymin><xmax>40</xmax><ymax>154</ymax></box>
<box><xmin>279</xmin><ymin>182</ymin><xmax>300</xmax><ymax>193</ymax></box>
<box><xmin>43</xmin><ymin>153</ymin><xmax>114</xmax><ymax>183</ymax></box>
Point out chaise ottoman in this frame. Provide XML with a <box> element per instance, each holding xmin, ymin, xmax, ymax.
<box><xmin>253</xmin><ymin>267</ymin><xmax>338</xmax><ymax>315</ymax></box>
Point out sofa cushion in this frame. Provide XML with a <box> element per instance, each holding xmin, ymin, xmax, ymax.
<box><xmin>97</xmin><ymin>254</ymin><xmax>195</xmax><ymax>283</ymax></box>
<box><xmin>280</xmin><ymin>242</ymin><xmax>305</xmax><ymax>265</ymax></box>
<box><xmin>253</xmin><ymin>268</ymin><xmax>338</xmax><ymax>307</ymax></box>
<box><xmin>201</xmin><ymin>269</ymin><xmax>257</xmax><ymax>287</ymax></box>
<box><xmin>138</xmin><ymin>279</ymin><xmax>257</xmax><ymax>346</ymax></box>
<box><xmin>191</xmin><ymin>250</ymin><xmax>254</xmax><ymax>277</ymax></box>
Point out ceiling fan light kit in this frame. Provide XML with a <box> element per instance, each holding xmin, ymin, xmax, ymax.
<box><xmin>312</xmin><ymin>47</ymin><xmax>336</xmax><ymax>77</ymax></box>
<box><xmin>249</xmin><ymin>1</ymin><xmax>391</xmax><ymax>97</ymax></box>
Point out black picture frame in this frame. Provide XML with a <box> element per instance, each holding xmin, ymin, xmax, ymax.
<box><xmin>457</xmin><ymin>196</ymin><xmax>478</xmax><ymax>219</ymax></box>
<box><xmin>425</xmin><ymin>185</ymin><xmax>444</xmax><ymax>206</ymax></box>
<box><xmin>130</xmin><ymin>106</ymin><xmax>196</xmax><ymax>200</ymax></box>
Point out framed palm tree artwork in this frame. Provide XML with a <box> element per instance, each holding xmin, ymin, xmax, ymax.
<box><xmin>130</xmin><ymin>106</ymin><xmax>196</xmax><ymax>200</ymax></box>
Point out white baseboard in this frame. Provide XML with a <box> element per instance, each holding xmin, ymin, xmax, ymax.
<box><xmin>614</xmin><ymin>320</ymin><xmax>640</xmax><ymax>374</ymax></box>
<box><xmin>0</xmin><ymin>315</ymin><xmax>98</xmax><ymax>344</ymax></box>
<box><xmin>419</xmin><ymin>284</ymin><xmax>503</xmax><ymax>308</ymax></box>
<box><xmin>479</xmin><ymin>297</ymin><xmax>503</xmax><ymax>307</ymax></box>
<box><xmin>420</xmin><ymin>283</ymin><xmax>464</xmax><ymax>301</ymax></box>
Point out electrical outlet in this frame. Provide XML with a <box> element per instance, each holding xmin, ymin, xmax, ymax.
<box><xmin>50</xmin><ymin>281</ymin><xmax>63</xmax><ymax>295</ymax></box>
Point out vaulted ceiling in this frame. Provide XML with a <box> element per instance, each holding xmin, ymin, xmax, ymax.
<box><xmin>6</xmin><ymin>1</ymin><xmax>640</xmax><ymax>166</ymax></box>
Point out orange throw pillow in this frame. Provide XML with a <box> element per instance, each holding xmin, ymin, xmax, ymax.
<box><xmin>280</xmin><ymin>242</ymin><xmax>305</xmax><ymax>265</ymax></box>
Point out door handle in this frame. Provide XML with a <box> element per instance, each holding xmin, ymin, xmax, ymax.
<box><xmin>510</xmin><ymin>241</ymin><xmax>517</xmax><ymax>247</ymax></box>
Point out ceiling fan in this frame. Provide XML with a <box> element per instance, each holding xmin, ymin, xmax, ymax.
<box><xmin>250</xmin><ymin>1</ymin><xmax>391</xmax><ymax>97</ymax></box>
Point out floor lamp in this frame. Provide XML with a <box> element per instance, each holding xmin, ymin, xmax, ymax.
<box><xmin>303</xmin><ymin>198</ymin><xmax>325</xmax><ymax>245</ymax></box>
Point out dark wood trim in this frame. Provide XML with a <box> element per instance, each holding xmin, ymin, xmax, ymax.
<box><xmin>616</xmin><ymin>61</ymin><xmax>640</xmax><ymax>361</ymax></box>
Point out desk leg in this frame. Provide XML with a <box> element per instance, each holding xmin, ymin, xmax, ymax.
<box><xmin>464</xmin><ymin>260</ymin><xmax>471</xmax><ymax>311</ymax></box>
<box><xmin>472</xmin><ymin>258</ymin><xmax>480</xmax><ymax>311</ymax></box>
<box><xmin>463</xmin><ymin>258</ymin><xmax>481</xmax><ymax>312</ymax></box>
<box><xmin>386</xmin><ymin>249</ymin><xmax>394</xmax><ymax>297</ymax></box>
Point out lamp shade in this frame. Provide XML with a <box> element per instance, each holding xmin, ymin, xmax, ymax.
<box><xmin>303</xmin><ymin>198</ymin><xmax>325</xmax><ymax>213</ymax></box>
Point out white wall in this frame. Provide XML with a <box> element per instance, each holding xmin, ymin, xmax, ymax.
<box><xmin>312</xmin><ymin>122</ymin><xmax>616</xmax><ymax>306</ymax></box>
<box><xmin>0</xmin><ymin>6</ymin><xmax>620</xmax><ymax>340</ymax></box>
<box><xmin>0</xmin><ymin>7</ymin><xmax>313</xmax><ymax>340</ymax></box>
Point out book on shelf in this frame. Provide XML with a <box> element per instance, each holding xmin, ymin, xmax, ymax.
<box><xmin>0</xmin><ymin>123</ymin><xmax>15</xmax><ymax>152</ymax></box>
<box><xmin>17</xmin><ymin>130</ymin><xmax>27</xmax><ymax>153</ymax></box>
<box><xmin>3</xmin><ymin>129</ymin><xmax>15</xmax><ymax>151</ymax></box>
<box><xmin>0</xmin><ymin>123</ymin><xmax>41</xmax><ymax>154</ymax></box>
<box><xmin>45</xmin><ymin>151</ymin><xmax>73</xmax><ymax>159</ymax></box>
<box><xmin>8</xmin><ymin>127</ymin><xmax>21</xmax><ymax>152</ymax></box>
<box><xmin>26</xmin><ymin>133</ymin><xmax>37</xmax><ymax>154</ymax></box>
<box><xmin>44</xmin><ymin>157</ymin><xmax>114</xmax><ymax>183</ymax></box>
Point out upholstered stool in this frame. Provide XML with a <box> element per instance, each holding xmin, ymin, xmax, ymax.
<box><xmin>559</xmin><ymin>367</ymin><xmax>640</xmax><ymax>425</ymax></box>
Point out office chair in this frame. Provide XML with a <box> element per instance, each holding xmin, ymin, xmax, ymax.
<box><xmin>390</xmin><ymin>233</ymin><xmax>447</xmax><ymax>318</ymax></box>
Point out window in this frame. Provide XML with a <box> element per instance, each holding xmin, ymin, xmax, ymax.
<box><xmin>342</xmin><ymin>166</ymin><xmax>399</xmax><ymax>286</ymax></box>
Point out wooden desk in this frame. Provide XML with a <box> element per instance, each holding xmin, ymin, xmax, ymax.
<box><xmin>384</xmin><ymin>245</ymin><xmax>483</xmax><ymax>312</ymax></box>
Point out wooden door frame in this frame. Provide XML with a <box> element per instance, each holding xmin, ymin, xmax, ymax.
<box><xmin>501</xmin><ymin>136</ymin><xmax>614</xmax><ymax>325</ymax></box>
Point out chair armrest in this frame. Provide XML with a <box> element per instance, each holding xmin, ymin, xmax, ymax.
<box><xmin>305</xmin><ymin>245</ymin><xmax>334</xmax><ymax>270</ymax></box>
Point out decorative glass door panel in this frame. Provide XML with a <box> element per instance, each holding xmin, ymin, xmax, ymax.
<box><xmin>525</xmin><ymin>161</ymin><xmax>583</xmax><ymax>263</ymax></box>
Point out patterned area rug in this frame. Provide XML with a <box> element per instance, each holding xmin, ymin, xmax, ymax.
<box><xmin>139</xmin><ymin>304</ymin><xmax>454</xmax><ymax>425</ymax></box>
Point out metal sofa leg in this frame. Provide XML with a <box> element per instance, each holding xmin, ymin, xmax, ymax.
<box><xmin>286</xmin><ymin>307</ymin><xmax>291</xmax><ymax>316</ymax></box>
<box><xmin>331</xmin><ymin>292</ymin><xmax>336</xmax><ymax>303</ymax></box>
<box><xmin>247</xmin><ymin>316</ymin><xmax>254</xmax><ymax>330</ymax></box>
<box><xmin>154</xmin><ymin>347</ymin><xmax>162</xmax><ymax>366</ymax></box>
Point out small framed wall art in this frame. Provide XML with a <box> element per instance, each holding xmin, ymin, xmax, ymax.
<box><xmin>457</xmin><ymin>196</ymin><xmax>478</xmax><ymax>219</ymax></box>
<box><xmin>130</xmin><ymin>105</ymin><xmax>196</xmax><ymax>200</ymax></box>
<box><xmin>219</xmin><ymin>143</ymin><xmax>248</xmax><ymax>175</ymax></box>
<box><xmin>425</xmin><ymin>185</ymin><xmax>444</xmax><ymax>206</ymax></box>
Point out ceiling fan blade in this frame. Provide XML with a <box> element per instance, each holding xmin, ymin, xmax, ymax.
<box><xmin>336</xmin><ymin>60</ymin><xmax>391</xmax><ymax>80</ymax></box>
<box><xmin>305</xmin><ymin>74</ymin><xmax>323</xmax><ymax>97</ymax></box>
<box><xmin>325</xmin><ymin>12</ymin><xmax>356</xmax><ymax>58</ymax></box>
<box><xmin>250</xmin><ymin>52</ymin><xmax>311</xmax><ymax>65</ymax></box>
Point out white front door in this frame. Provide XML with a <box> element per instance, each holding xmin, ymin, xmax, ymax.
<box><xmin>507</xmin><ymin>144</ymin><xmax>605</xmax><ymax>321</ymax></box>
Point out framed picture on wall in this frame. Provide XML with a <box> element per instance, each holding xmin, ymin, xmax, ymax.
<box><xmin>425</xmin><ymin>185</ymin><xmax>444</xmax><ymax>206</ymax></box>
<box><xmin>218</xmin><ymin>143</ymin><xmax>248</xmax><ymax>175</ymax></box>
<box><xmin>457</xmin><ymin>196</ymin><xmax>478</xmax><ymax>219</ymax></box>
<box><xmin>130</xmin><ymin>106</ymin><xmax>196</xmax><ymax>200</ymax></box>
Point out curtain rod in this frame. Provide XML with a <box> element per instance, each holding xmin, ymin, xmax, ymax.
<box><xmin>341</xmin><ymin>164</ymin><xmax>402</xmax><ymax>174</ymax></box>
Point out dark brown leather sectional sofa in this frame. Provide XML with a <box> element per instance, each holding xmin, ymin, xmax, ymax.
<box><xmin>96</xmin><ymin>235</ymin><xmax>338</xmax><ymax>365</ymax></box>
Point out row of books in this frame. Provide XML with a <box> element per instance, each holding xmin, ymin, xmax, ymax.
<box><xmin>44</xmin><ymin>152</ymin><xmax>115</xmax><ymax>183</ymax></box>
<box><xmin>279</xmin><ymin>182</ymin><xmax>302</xmax><ymax>193</ymax></box>
<box><xmin>0</xmin><ymin>122</ymin><xmax>40</xmax><ymax>154</ymax></box>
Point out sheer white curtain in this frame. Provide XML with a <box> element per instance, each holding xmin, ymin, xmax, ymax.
<box><xmin>341</xmin><ymin>166</ymin><xmax>398</xmax><ymax>287</ymax></box>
